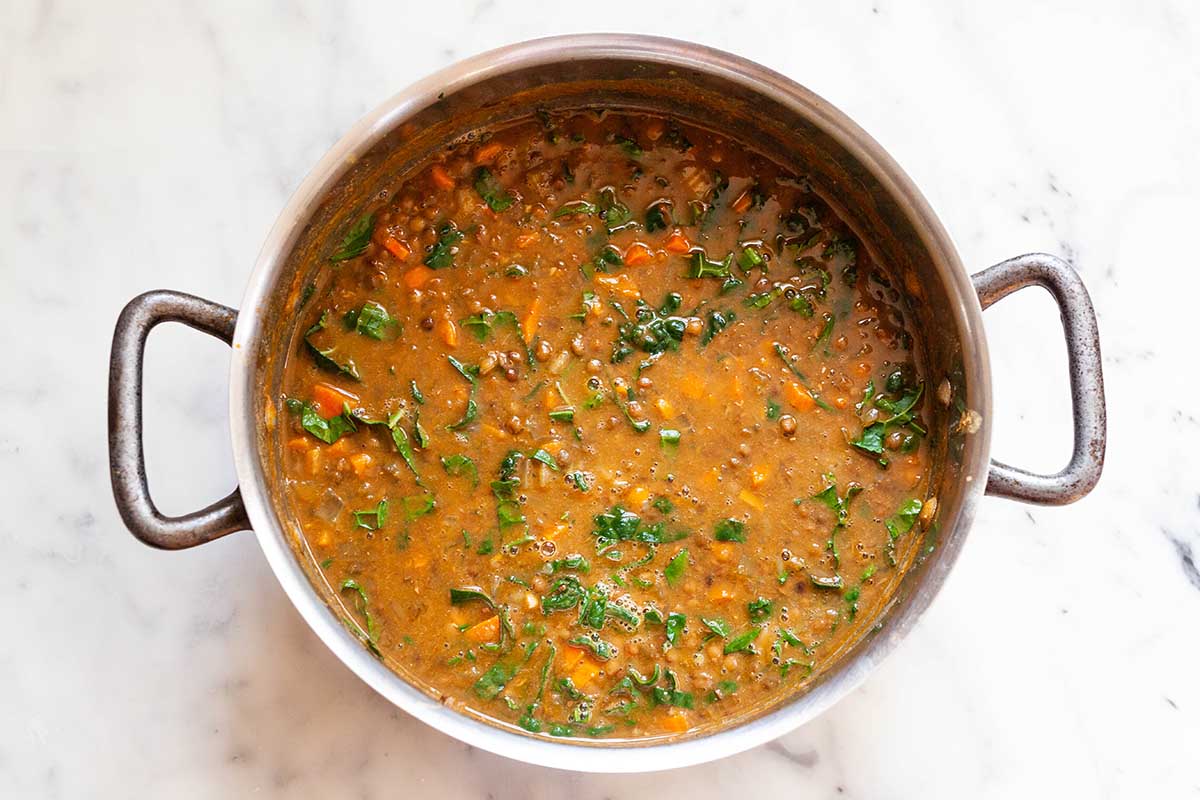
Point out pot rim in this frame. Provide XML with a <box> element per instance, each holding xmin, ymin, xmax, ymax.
<box><xmin>228</xmin><ymin>33</ymin><xmax>992</xmax><ymax>772</ymax></box>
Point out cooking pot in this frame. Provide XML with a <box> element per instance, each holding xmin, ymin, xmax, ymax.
<box><xmin>108</xmin><ymin>34</ymin><xmax>1106</xmax><ymax>772</ymax></box>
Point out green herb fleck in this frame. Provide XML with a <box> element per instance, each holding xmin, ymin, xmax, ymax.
<box><xmin>351</xmin><ymin>499</ymin><xmax>389</xmax><ymax>531</ymax></box>
<box><xmin>665</xmin><ymin>612</ymin><xmax>686</xmax><ymax>646</ymax></box>
<box><xmin>713</xmin><ymin>518</ymin><xmax>746</xmax><ymax>543</ymax></box>
<box><xmin>473</xmin><ymin>167</ymin><xmax>514</xmax><ymax>212</ymax></box>
<box><xmin>424</xmin><ymin>222</ymin><xmax>465</xmax><ymax>269</ymax></box>
<box><xmin>340</xmin><ymin>578</ymin><xmax>379</xmax><ymax>647</ymax></box>
<box><xmin>568</xmin><ymin>634</ymin><xmax>617</xmax><ymax>661</ymax></box>
<box><xmin>330</xmin><ymin>213</ymin><xmax>375</xmax><ymax>262</ymax></box>
<box><xmin>441</xmin><ymin>454</ymin><xmax>479</xmax><ymax>487</ymax></box>
<box><xmin>747</xmin><ymin>597</ymin><xmax>773</xmax><ymax>623</ymax></box>
<box><xmin>664</xmin><ymin>549</ymin><xmax>688</xmax><ymax>586</ymax></box>
<box><xmin>723</xmin><ymin>626</ymin><xmax>761</xmax><ymax>655</ymax></box>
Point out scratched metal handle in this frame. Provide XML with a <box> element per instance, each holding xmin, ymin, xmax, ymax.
<box><xmin>972</xmin><ymin>254</ymin><xmax>1106</xmax><ymax>505</ymax></box>
<box><xmin>108</xmin><ymin>290</ymin><xmax>249</xmax><ymax>549</ymax></box>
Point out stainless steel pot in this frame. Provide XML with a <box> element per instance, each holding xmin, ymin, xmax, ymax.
<box><xmin>108</xmin><ymin>35</ymin><xmax>1106</xmax><ymax>772</ymax></box>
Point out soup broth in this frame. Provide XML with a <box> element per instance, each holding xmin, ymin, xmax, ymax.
<box><xmin>276</xmin><ymin>110</ymin><xmax>934</xmax><ymax>740</ymax></box>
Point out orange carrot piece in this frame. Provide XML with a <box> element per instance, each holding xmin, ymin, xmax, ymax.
<box><xmin>522</xmin><ymin>296</ymin><xmax>542</xmax><ymax>341</ymax></box>
<box><xmin>784</xmin><ymin>381</ymin><xmax>816</xmax><ymax>412</ymax></box>
<box><xmin>404</xmin><ymin>264</ymin><xmax>435</xmax><ymax>289</ymax></box>
<box><xmin>311</xmin><ymin>382</ymin><xmax>359</xmax><ymax>418</ymax></box>
<box><xmin>595</xmin><ymin>273</ymin><xmax>640</xmax><ymax>299</ymax></box>
<box><xmin>543</xmin><ymin>521</ymin><xmax>569</xmax><ymax>541</ymax></box>
<box><xmin>655</xmin><ymin>397</ymin><xmax>676</xmax><ymax>419</ymax></box>
<box><xmin>712</xmin><ymin>542</ymin><xmax>736</xmax><ymax>563</ymax></box>
<box><xmin>750</xmin><ymin>465</ymin><xmax>769</xmax><ymax>488</ymax></box>
<box><xmin>349</xmin><ymin>453</ymin><xmax>373</xmax><ymax>477</ymax></box>
<box><xmin>570</xmin><ymin>656</ymin><xmax>602</xmax><ymax>688</ymax></box>
<box><xmin>430</xmin><ymin>164</ymin><xmax>454</xmax><ymax>190</ymax></box>
<box><xmin>738</xmin><ymin>489</ymin><xmax>765</xmax><ymax>511</ymax></box>
<box><xmin>624</xmin><ymin>242</ymin><xmax>653</xmax><ymax>266</ymax></box>
<box><xmin>514</xmin><ymin>231</ymin><xmax>539</xmax><ymax>249</ymax></box>
<box><xmin>437</xmin><ymin>317</ymin><xmax>459</xmax><ymax>348</ymax></box>
<box><xmin>561</xmin><ymin>646</ymin><xmax>585</xmax><ymax>672</ymax></box>
<box><xmin>661</xmin><ymin>710</ymin><xmax>691</xmax><ymax>734</ymax></box>
<box><xmin>626</xmin><ymin>486</ymin><xmax>650</xmax><ymax>508</ymax></box>
<box><xmin>644</xmin><ymin>117</ymin><xmax>666</xmax><ymax>141</ymax></box>
<box><xmin>708</xmin><ymin>583</ymin><xmax>736</xmax><ymax>603</ymax></box>
<box><xmin>664</xmin><ymin>230</ymin><xmax>691</xmax><ymax>253</ymax></box>
<box><xmin>464</xmin><ymin>615</ymin><xmax>500</xmax><ymax>644</ymax></box>
<box><xmin>383</xmin><ymin>237</ymin><xmax>411</xmax><ymax>260</ymax></box>
<box><xmin>474</xmin><ymin>142</ymin><xmax>503</xmax><ymax>164</ymax></box>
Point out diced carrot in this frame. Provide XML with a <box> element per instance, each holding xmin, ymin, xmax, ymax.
<box><xmin>543</xmin><ymin>521</ymin><xmax>569</xmax><ymax>540</ymax></box>
<box><xmin>664</xmin><ymin>230</ymin><xmax>691</xmax><ymax>253</ymax></box>
<box><xmin>464</xmin><ymin>615</ymin><xmax>500</xmax><ymax>644</ymax></box>
<box><xmin>784</xmin><ymin>381</ymin><xmax>816</xmax><ymax>413</ymax></box>
<box><xmin>480</xmin><ymin>423</ymin><xmax>506</xmax><ymax>440</ymax></box>
<box><xmin>522</xmin><ymin>296</ymin><xmax>542</xmax><ymax>341</ymax></box>
<box><xmin>325</xmin><ymin>437</ymin><xmax>350</xmax><ymax>457</ymax></box>
<box><xmin>661</xmin><ymin>710</ymin><xmax>690</xmax><ymax>734</ymax></box>
<box><xmin>474</xmin><ymin>142</ymin><xmax>503</xmax><ymax>164</ymax></box>
<box><xmin>624</xmin><ymin>242</ymin><xmax>653</xmax><ymax>266</ymax></box>
<box><xmin>305</xmin><ymin>447</ymin><xmax>321</xmax><ymax>476</ymax></box>
<box><xmin>561</xmin><ymin>646</ymin><xmax>585</xmax><ymax>671</ymax></box>
<box><xmin>287</xmin><ymin>437</ymin><xmax>308</xmax><ymax>453</ymax></box>
<box><xmin>571</xmin><ymin>656</ymin><xmax>602</xmax><ymax>688</ymax></box>
<box><xmin>655</xmin><ymin>397</ymin><xmax>676</xmax><ymax>419</ymax></box>
<box><xmin>404</xmin><ymin>264</ymin><xmax>435</xmax><ymax>289</ymax></box>
<box><xmin>708</xmin><ymin>583</ymin><xmax>736</xmax><ymax>603</ymax></box>
<box><xmin>349</xmin><ymin>453</ymin><xmax>373</xmax><ymax>477</ymax></box>
<box><xmin>644</xmin><ymin>118</ymin><xmax>666</xmax><ymax>141</ymax></box>
<box><xmin>738</xmin><ymin>489</ymin><xmax>765</xmax><ymax>511</ymax></box>
<box><xmin>430</xmin><ymin>164</ymin><xmax>454</xmax><ymax>190</ymax></box>
<box><xmin>515</xmin><ymin>231</ymin><xmax>539</xmax><ymax>248</ymax></box>
<box><xmin>833</xmin><ymin>395</ymin><xmax>849</xmax><ymax>410</ymax></box>
<box><xmin>383</xmin><ymin>237</ymin><xmax>411</xmax><ymax>261</ymax></box>
<box><xmin>730</xmin><ymin>190</ymin><xmax>752</xmax><ymax>214</ymax></box>
<box><xmin>750</xmin><ymin>465</ymin><xmax>769</xmax><ymax>488</ymax></box>
<box><xmin>437</xmin><ymin>317</ymin><xmax>459</xmax><ymax>348</ymax></box>
<box><xmin>543</xmin><ymin>387</ymin><xmax>559</xmax><ymax>411</ymax></box>
<box><xmin>626</xmin><ymin>486</ymin><xmax>650</xmax><ymax>508</ymax></box>
<box><xmin>311</xmin><ymin>382</ymin><xmax>359</xmax><ymax>418</ymax></box>
<box><xmin>594</xmin><ymin>272</ymin><xmax>640</xmax><ymax>299</ymax></box>
<box><xmin>712</xmin><ymin>542</ymin><xmax>735</xmax><ymax>562</ymax></box>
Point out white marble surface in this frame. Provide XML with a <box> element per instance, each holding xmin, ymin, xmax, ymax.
<box><xmin>2</xmin><ymin>0</ymin><xmax>1198</xmax><ymax>796</ymax></box>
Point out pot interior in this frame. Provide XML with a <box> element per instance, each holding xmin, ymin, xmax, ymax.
<box><xmin>246</xmin><ymin>45</ymin><xmax>988</xmax><ymax>747</ymax></box>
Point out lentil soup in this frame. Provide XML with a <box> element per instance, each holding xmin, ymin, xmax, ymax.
<box><xmin>277</xmin><ymin>110</ymin><xmax>934</xmax><ymax>741</ymax></box>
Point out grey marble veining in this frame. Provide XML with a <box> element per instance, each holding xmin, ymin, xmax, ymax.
<box><xmin>1</xmin><ymin>1</ymin><xmax>1198</xmax><ymax>797</ymax></box>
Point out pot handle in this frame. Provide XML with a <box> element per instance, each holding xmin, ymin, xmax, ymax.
<box><xmin>971</xmin><ymin>253</ymin><xmax>1106</xmax><ymax>505</ymax></box>
<box><xmin>109</xmin><ymin>290</ymin><xmax>250</xmax><ymax>549</ymax></box>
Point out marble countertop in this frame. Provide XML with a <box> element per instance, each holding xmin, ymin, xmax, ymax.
<box><xmin>2</xmin><ymin>1</ymin><xmax>1198</xmax><ymax>796</ymax></box>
